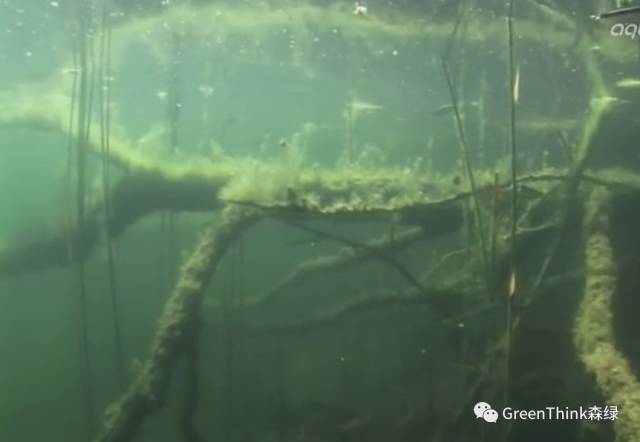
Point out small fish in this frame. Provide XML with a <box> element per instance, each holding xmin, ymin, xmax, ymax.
<box><xmin>347</xmin><ymin>99</ymin><xmax>382</xmax><ymax>114</ymax></box>
<box><xmin>432</xmin><ymin>101</ymin><xmax>479</xmax><ymax>117</ymax></box>
<box><xmin>156</xmin><ymin>90</ymin><xmax>168</xmax><ymax>100</ymax></box>
<box><xmin>589</xmin><ymin>96</ymin><xmax>628</xmax><ymax>109</ymax></box>
<box><xmin>591</xmin><ymin>5</ymin><xmax>640</xmax><ymax>20</ymax></box>
<box><xmin>338</xmin><ymin>413</ymin><xmax>371</xmax><ymax>431</ymax></box>
<box><xmin>432</xmin><ymin>104</ymin><xmax>455</xmax><ymax>116</ymax></box>
<box><xmin>616</xmin><ymin>78</ymin><xmax>640</xmax><ymax>89</ymax></box>
<box><xmin>513</xmin><ymin>65</ymin><xmax>521</xmax><ymax>104</ymax></box>
<box><xmin>61</xmin><ymin>67</ymin><xmax>81</xmax><ymax>75</ymax></box>
<box><xmin>509</xmin><ymin>271</ymin><xmax>517</xmax><ymax>297</ymax></box>
<box><xmin>286</xmin><ymin>234</ymin><xmax>323</xmax><ymax>247</ymax></box>
<box><xmin>198</xmin><ymin>84</ymin><xmax>215</xmax><ymax>96</ymax></box>
<box><xmin>451</xmin><ymin>175</ymin><xmax>462</xmax><ymax>186</ymax></box>
<box><xmin>396</xmin><ymin>409</ymin><xmax>416</xmax><ymax>428</ymax></box>
<box><xmin>344</xmin><ymin>99</ymin><xmax>383</xmax><ymax>123</ymax></box>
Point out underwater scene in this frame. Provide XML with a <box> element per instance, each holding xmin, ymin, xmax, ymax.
<box><xmin>2</xmin><ymin>0</ymin><xmax>640</xmax><ymax>441</ymax></box>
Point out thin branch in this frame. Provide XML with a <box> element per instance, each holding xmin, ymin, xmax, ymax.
<box><xmin>279</xmin><ymin>219</ymin><xmax>429</xmax><ymax>299</ymax></box>
<box><xmin>244</xmin><ymin>227</ymin><xmax>426</xmax><ymax>309</ymax></box>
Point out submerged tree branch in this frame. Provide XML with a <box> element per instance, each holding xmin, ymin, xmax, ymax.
<box><xmin>244</xmin><ymin>227</ymin><xmax>427</xmax><ymax>309</ymax></box>
<box><xmin>96</xmin><ymin>206</ymin><xmax>260</xmax><ymax>442</ymax></box>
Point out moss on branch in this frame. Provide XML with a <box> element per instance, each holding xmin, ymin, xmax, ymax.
<box><xmin>574</xmin><ymin>189</ymin><xmax>640</xmax><ymax>442</ymax></box>
<box><xmin>96</xmin><ymin>206</ymin><xmax>260</xmax><ymax>442</ymax></box>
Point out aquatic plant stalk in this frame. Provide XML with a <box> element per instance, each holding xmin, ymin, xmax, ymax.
<box><xmin>163</xmin><ymin>30</ymin><xmax>183</xmax><ymax>288</ymax></box>
<box><xmin>65</xmin><ymin>33</ymin><xmax>79</xmax><ymax>261</ymax></box>
<box><xmin>221</xmin><ymin>247</ymin><xmax>238</xmax><ymax>436</ymax></box>
<box><xmin>441</xmin><ymin>1</ymin><xmax>489</xmax><ymax>277</ymax></box>
<box><xmin>72</xmin><ymin>3</ymin><xmax>97</xmax><ymax>437</ymax></box>
<box><xmin>275</xmin><ymin>332</ymin><xmax>288</xmax><ymax>442</ymax></box>
<box><xmin>504</xmin><ymin>0</ymin><xmax>517</xmax><ymax>424</ymax></box>
<box><xmin>345</xmin><ymin>101</ymin><xmax>354</xmax><ymax>163</ymax></box>
<box><xmin>490</xmin><ymin>172</ymin><xmax>499</xmax><ymax>286</ymax></box>
<box><xmin>180</xmin><ymin>312</ymin><xmax>205</xmax><ymax>442</ymax></box>
<box><xmin>99</xmin><ymin>2</ymin><xmax>126</xmax><ymax>391</ymax></box>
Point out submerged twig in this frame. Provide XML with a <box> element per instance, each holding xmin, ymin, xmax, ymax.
<box><xmin>244</xmin><ymin>227</ymin><xmax>426</xmax><ymax>309</ymax></box>
<box><xmin>238</xmin><ymin>285</ymin><xmax>464</xmax><ymax>335</ymax></box>
<box><xmin>279</xmin><ymin>219</ymin><xmax>429</xmax><ymax>299</ymax></box>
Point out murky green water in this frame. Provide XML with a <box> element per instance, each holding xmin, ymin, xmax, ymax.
<box><xmin>1</xmin><ymin>1</ymin><xmax>640</xmax><ymax>441</ymax></box>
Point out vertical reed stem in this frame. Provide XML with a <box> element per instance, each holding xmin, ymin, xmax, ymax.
<box><xmin>99</xmin><ymin>1</ymin><xmax>126</xmax><ymax>390</ymax></box>
<box><xmin>74</xmin><ymin>2</ymin><xmax>96</xmax><ymax>437</ymax></box>
<box><xmin>504</xmin><ymin>1</ymin><xmax>518</xmax><ymax>436</ymax></box>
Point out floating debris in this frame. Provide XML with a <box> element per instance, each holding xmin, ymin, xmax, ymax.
<box><xmin>616</xmin><ymin>78</ymin><xmax>640</xmax><ymax>89</ymax></box>
<box><xmin>353</xmin><ymin>1</ymin><xmax>368</xmax><ymax>16</ymax></box>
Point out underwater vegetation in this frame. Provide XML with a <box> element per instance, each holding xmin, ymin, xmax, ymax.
<box><xmin>2</xmin><ymin>1</ymin><xmax>640</xmax><ymax>441</ymax></box>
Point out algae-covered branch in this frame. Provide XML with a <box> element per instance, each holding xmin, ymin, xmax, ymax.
<box><xmin>1</xmin><ymin>1</ymin><xmax>640</xmax><ymax>442</ymax></box>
